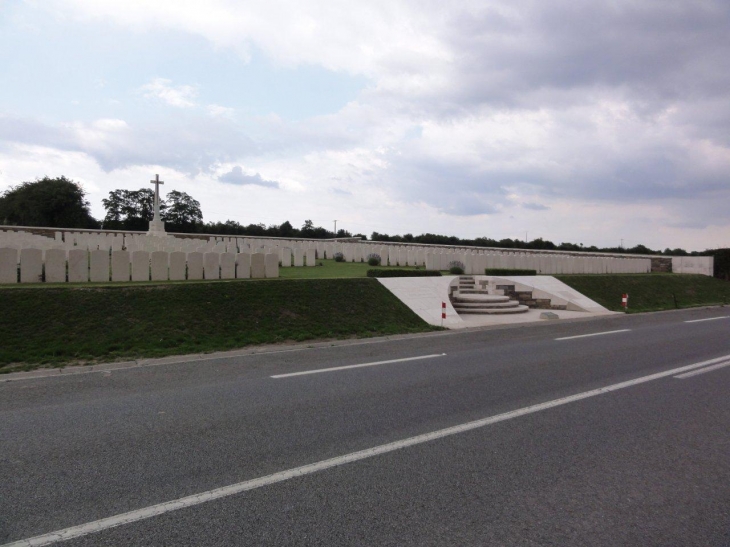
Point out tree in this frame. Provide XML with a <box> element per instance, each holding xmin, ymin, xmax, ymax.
<box><xmin>162</xmin><ymin>190</ymin><xmax>202</xmax><ymax>232</ymax></box>
<box><xmin>0</xmin><ymin>176</ymin><xmax>99</xmax><ymax>228</ymax></box>
<box><xmin>102</xmin><ymin>188</ymin><xmax>165</xmax><ymax>230</ymax></box>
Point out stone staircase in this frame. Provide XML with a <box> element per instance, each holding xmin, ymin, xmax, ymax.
<box><xmin>450</xmin><ymin>276</ymin><xmax>529</xmax><ymax>315</ymax></box>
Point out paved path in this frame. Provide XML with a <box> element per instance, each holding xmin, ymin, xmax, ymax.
<box><xmin>2</xmin><ymin>308</ymin><xmax>729</xmax><ymax>546</ymax></box>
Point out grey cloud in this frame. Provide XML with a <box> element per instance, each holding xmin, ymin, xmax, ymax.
<box><xmin>329</xmin><ymin>187</ymin><xmax>352</xmax><ymax>196</ymax></box>
<box><xmin>522</xmin><ymin>202</ymin><xmax>549</xmax><ymax>211</ymax></box>
<box><xmin>219</xmin><ymin>166</ymin><xmax>280</xmax><ymax>188</ymax></box>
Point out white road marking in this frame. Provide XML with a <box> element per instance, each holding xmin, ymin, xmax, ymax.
<box><xmin>271</xmin><ymin>353</ymin><xmax>447</xmax><ymax>378</ymax></box>
<box><xmin>6</xmin><ymin>351</ymin><xmax>730</xmax><ymax>547</ymax></box>
<box><xmin>674</xmin><ymin>360</ymin><xmax>730</xmax><ymax>379</ymax></box>
<box><xmin>684</xmin><ymin>316</ymin><xmax>730</xmax><ymax>323</ymax></box>
<box><xmin>555</xmin><ymin>329</ymin><xmax>631</xmax><ymax>341</ymax></box>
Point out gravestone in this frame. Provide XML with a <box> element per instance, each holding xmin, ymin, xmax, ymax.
<box><xmin>89</xmin><ymin>249</ymin><xmax>110</xmax><ymax>282</ymax></box>
<box><xmin>251</xmin><ymin>253</ymin><xmax>266</xmax><ymax>278</ymax></box>
<box><xmin>68</xmin><ymin>249</ymin><xmax>88</xmax><ymax>282</ymax></box>
<box><xmin>306</xmin><ymin>248</ymin><xmax>316</xmax><ymax>267</ymax></box>
<box><xmin>150</xmin><ymin>251</ymin><xmax>169</xmax><ymax>281</ymax></box>
<box><xmin>111</xmin><ymin>250</ymin><xmax>130</xmax><ymax>282</ymax></box>
<box><xmin>131</xmin><ymin>251</ymin><xmax>150</xmax><ymax>282</ymax></box>
<box><xmin>280</xmin><ymin>248</ymin><xmax>292</xmax><ymax>267</ymax></box>
<box><xmin>169</xmin><ymin>251</ymin><xmax>186</xmax><ymax>281</ymax></box>
<box><xmin>187</xmin><ymin>252</ymin><xmax>204</xmax><ymax>280</ymax></box>
<box><xmin>293</xmin><ymin>249</ymin><xmax>304</xmax><ymax>267</ymax></box>
<box><xmin>45</xmin><ymin>249</ymin><xmax>67</xmax><ymax>283</ymax></box>
<box><xmin>20</xmin><ymin>248</ymin><xmax>43</xmax><ymax>283</ymax></box>
<box><xmin>220</xmin><ymin>253</ymin><xmax>235</xmax><ymax>279</ymax></box>
<box><xmin>236</xmin><ymin>253</ymin><xmax>251</xmax><ymax>278</ymax></box>
<box><xmin>265</xmin><ymin>253</ymin><xmax>279</xmax><ymax>278</ymax></box>
<box><xmin>204</xmin><ymin>252</ymin><xmax>220</xmax><ymax>280</ymax></box>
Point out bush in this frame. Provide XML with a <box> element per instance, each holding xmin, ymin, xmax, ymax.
<box><xmin>484</xmin><ymin>268</ymin><xmax>538</xmax><ymax>276</ymax></box>
<box><xmin>333</xmin><ymin>252</ymin><xmax>345</xmax><ymax>262</ymax></box>
<box><xmin>367</xmin><ymin>253</ymin><xmax>381</xmax><ymax>266</ymax></box>
<box><xmin>367</xmin><ymin>269</ymin><xmax>442</xmax><ymax>278</ymax></box>
<box><xmin>448</xmin><ymin>260</ymin><xmax>465</xmax><ymax>275</ymax></box>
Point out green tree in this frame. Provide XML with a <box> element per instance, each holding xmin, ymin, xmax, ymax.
<box><xmin>102</xmin><ymin>188</ymin><xmax>165</xmax><ymax>230</ymax></box>
<box><xmin>162</xmin><ymin>190</ymin><xmax>202</xmax><ymax>232</ymax></box>
<box><xmin>0</xmin><ymin>176</ymin><xmax>99</xmax><ymax>228</ymax></box>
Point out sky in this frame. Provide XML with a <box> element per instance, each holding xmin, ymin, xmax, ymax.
<box><xmin>1</xmin><ymin>0</ymin><xmax>729</xmax><ymax>251</ymax></box>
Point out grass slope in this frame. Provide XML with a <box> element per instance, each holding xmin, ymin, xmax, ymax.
<box><xmin>0</xmin><ymin>278</ymin><xmax>437</xmax><ymax>373</ymax></box>
<box><xmin>556</xmin><ymin>274</ymin><xmax>730</xmax><ymax>313</ymax></box>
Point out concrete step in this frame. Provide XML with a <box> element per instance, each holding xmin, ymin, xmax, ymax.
<box><xmin>452</xmin><ymin>301</ymin><xmax>521</xmax><ymax>309</ymax></box>
<box><xmin>453</xmin><ymin>305</ymin><xmax>530</xmax><ymax>315</ymax></box>
<box><xmin>453</xmin><ymin>294</ymin><xmax>510</xmax><ymax>303</ymax></box>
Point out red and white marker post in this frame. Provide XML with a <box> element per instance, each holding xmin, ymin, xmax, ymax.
<box><xmin>441</xmin><ymin>302</ymin><xmax>446</xmax><ymax>326</ymax></box>
<box><xmin>621</xmin><ymin>293</ymin><xmax>629</xmax><ymax>310</ymax></box>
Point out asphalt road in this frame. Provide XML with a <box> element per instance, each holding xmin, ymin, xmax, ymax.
<box><xmin>2</xmin><ymin>307</ymin><xmax>730</xmax><ymax>546</ymax></box>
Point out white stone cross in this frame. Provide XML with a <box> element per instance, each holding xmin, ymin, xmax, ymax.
<box><xmin>150</xmin><ymin>174</ymin><xmax>164</xmax><ymax>221</ymax></box>
<box><xmin>148</xmin><ymin>174</ymin><xmax>166</xmax><ymax>235</ymax></box>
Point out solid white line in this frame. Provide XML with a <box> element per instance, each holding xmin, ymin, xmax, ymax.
<box><xmin>555</xmin><ymin>329</ymin><xmax>631</xmax><ymax>341</ymax></box>
<box><xmin>6</xmin><ymin>351</ymin><xmax>730</xmax><ymax>547</ymax></box>
<box><xmin>271</xmin><ymin>354</ymin><xmax>447</xmax><ymax>378</ymax></box>
<box><xmin>684</xmin><ymin>316</ymin><xmax>730</xmax><ymax>323</ymax></box>
<box><xmin>674</xmin><ymin>360</ymin><xmax>730</xmax><ymax>379</ymax></box>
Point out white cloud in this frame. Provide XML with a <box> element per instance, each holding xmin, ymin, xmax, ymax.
<box><xmin>139</xmin><ymin>78</ymin><xmax>198</xmax><ymax>108</ymax></box>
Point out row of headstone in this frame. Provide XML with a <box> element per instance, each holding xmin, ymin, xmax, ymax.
<box><xmin>0</xmin><ymin>248</ymin><xmax>280</xmax><ymax>283</ymax></box>
<box><xmin>0</xmin><ymin>229</ymin><xmax>661</xmax><ymax>275</ymax></box>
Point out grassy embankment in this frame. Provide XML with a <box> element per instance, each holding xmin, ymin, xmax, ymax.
<box><xmin>556</xmin><ymin>274</ymin><xmax>730</xmax><ymax>313</ymax></box>
<box><xmin>0</xmin><ymin>277</ymin><xmax>438</xmax><ymax>373</ymax></box>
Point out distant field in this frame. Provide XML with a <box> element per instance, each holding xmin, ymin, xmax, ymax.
<box><xmin>0</xmin><ymin>278</ymin><xmax>438</xmax><ymax>373</ymax></box>
<box><xmin>556</xmin><ymin>274</ymin><xmax>730</xmax><ymax>313</ymax></box>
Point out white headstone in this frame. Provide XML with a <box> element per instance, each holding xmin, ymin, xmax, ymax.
<box><xmin>131</xmin><ymin>251</ymin><xmax>150</xmax><ymax>282</ymax></box>
<box><xmin>111</xmin><ymin>250</ymin><xmax>130</xmax><ymax>282</ymax></box>
<box><xmin>220</xmin><ymin>252</ymin><xmax>235</xmax><ymax>279</ymax></box>
<box><xmin>204</xmin><ymin>252</ymin><xmax>220</xmax><ymax>280</ymax></box>
<box><xmin>150</xmin><ymin>251</ymin><xmax>169</xmax><ymax>281</ymax></box>
<box><xmin>169</xmin><ymin>251</ymin><xmax>186</xmax><ymax>281</ymax></box>
<box><xmin>236</xmin><ymin>253</ymin><xmax>251</xmax><ymax>279</ymax></box>
<box><xmin>20</xmin><ymin>248</ymin><xmax>43</xmax><ymax>283</ymax></box>
<box><xmin>68</xmin><ymin>249</ymin><xmax>89</xmax><ymax>282</ymax></box>
<box><xmin>293</xmin><ymin>249</ymin><xmax>304</xmax><ymax>267</ymax></box>
<box><xmin>45</xmin><ymin>249</ymin><xmax>67</xmax><ymax>283</ymax></box>
<box><xmin>265</xmin><ymin>253</ymin><xmax>279</xmax><ymax>278</ymax></box>
<box><xmin>187</xmin><ymin>252</ymin><xmax>204</xmax><ymax>280</ymax></box>
<box><xmin>306</xmin><ymin>248</ymin><xmax>316</xmax><ymax>267</ymax></box>
<box><xmin>251</xmin><ymin>253</ymin><xmax>266</xmax><ymax>278</ymax></box>
<box><xmin>89</xmin><ymin>249</ymin><xmax>109</xmax><ymax>282</ymax></box>
<box><xmin>280</xmin><ymin>248</ymin><xmax>292</xmax><ymax>267</ymax></box>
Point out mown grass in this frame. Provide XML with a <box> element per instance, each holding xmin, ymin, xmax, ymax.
<box><xmin>279</xmin><ymin>258</ymin><xmax>421</xmax><ymax>279</ymax></box>
<box><xmin>556</xmin><ymin>274</ymin><xmax>730</xmax><ymax>313</ymax></box>
<box><xmin>0</xmin><ymin>278</ymin><xmax>439</xmax><ymax>373</ymax></box>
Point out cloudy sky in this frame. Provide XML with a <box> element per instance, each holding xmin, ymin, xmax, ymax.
<box><xmin>1</xmin><ymin>0</ymin><xmax>729</xmax><ymax>250</ymax></box>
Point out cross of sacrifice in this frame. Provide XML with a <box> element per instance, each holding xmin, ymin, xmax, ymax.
<box><xmin>150</xmin><ymin>174</ymin><xmax>164</xmax><ymax>220</ymax></box>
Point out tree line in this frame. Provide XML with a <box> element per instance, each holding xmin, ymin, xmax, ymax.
<box><xmin>1</xmin><ymin>176</ymin><xmax>727</xmax><ymax>277</ymax></box>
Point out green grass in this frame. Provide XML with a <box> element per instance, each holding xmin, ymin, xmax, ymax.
<box><xmin>0</xmin><ymin>278</ymin><xmax>439</xmax><ymax>373</ymax></box>
<box><xmin>556</xmin><ymin>274</ymin><xmax>730</xmax><ymax>313</ymax></box>
<box><xmin>279</xmin><ymin>258</ymin><xmax>421</xmax><ymax>279</ymax></box>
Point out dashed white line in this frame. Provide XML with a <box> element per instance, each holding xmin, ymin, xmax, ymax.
<box><xmin>6</xmin><ymin>351</ymin><xmax>730</xmax><ymax>547</ymax></box>
<box><xmin>674</xmin><ymin>360</ymin><xmax>730</xmax><ymax>379</ymax></box>
<box><xmin>555</xmin><ymin>329</ymin><xmax>631</xmax><ymax>341</ymax></box>
<box><xmin>684</xmin><ymin>316</ymin><xmax>730</xmax><ymax>323</ymax></box>
<box><xmin>271</xmin><ymin>353</ymin><xmax>447</xmax><ymax>378</ymax></box>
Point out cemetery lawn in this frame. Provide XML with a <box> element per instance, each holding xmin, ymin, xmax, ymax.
<box><xmin>0</xmin><ymin>278</ymin><xmax>439</xmax><ymax>373</ymax></box>
<box><xmin>556</xmin><ymin>274</ymin><xmax>730</xmax><ymax>313</ymax></box>
<box><xmin>279</xmin><ymin>259</ymin><xmax>421</xmax><ymax>279</ymax></box>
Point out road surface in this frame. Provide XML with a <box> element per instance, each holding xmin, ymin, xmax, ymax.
<box><xmin>2</xmin><ymin>307</ymin><xmax>729</xmax><ymax>546</ymax></box>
